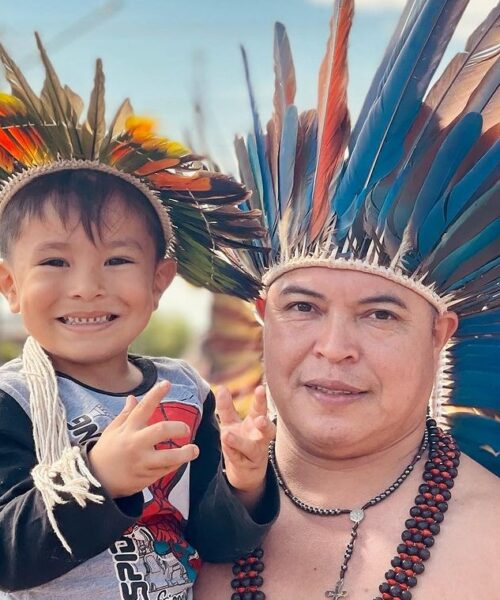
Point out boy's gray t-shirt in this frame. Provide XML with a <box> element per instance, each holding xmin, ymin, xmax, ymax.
<box><xmin>0</xmin><ymin>355</ymin><xmax>210</xmax><ymax>600</ymax></box>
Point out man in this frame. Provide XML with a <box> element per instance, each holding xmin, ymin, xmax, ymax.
<box><xmin>197</xmin><ymin>0</ymin><xmax>499</xmax><ymax>598</ymax></box>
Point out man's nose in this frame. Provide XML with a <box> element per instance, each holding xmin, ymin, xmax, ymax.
<box><xmin>312</xmin><ymin>314</ymin><xmax>360</xmax><ymax>363</ymax></box>
<box><xmin>67</xmin><ymin>265</ymin><xmax>106</xmax><ymax>300</ymax></box>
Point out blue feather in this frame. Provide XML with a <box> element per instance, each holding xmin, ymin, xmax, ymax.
<box><xmin>333</xmin><ymin>0</ymin><xmax>468</xmax><ymax>237</ymax></box>
<box><xmin>408</xmin><ymin>113</ymin><xmax>483</xmax><ymax>257</ymax></box>
<box><xmin>449</xmin><ymin>414</ymin><xmax>500</xmax><ymax>476</ymax></box>
<box><xmin>241</xmin><ymin>46</ymin><xmax>277</xmax><ymax>249</ymax></box>
<box><xmin>278</xmin><ymin>104</ymin><xmax>299</xmax><ymax>215</ymax></box>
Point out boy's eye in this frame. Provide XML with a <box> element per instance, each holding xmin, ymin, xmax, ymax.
<box><xmin>40</xmin><ymin>258</ymin><xmax>68</xmax><ymax>267</ymax></box>
<box><xmin>106</xmin><ymin>257</ymin><xmax>133</xmax><ymax>266</ymax></box>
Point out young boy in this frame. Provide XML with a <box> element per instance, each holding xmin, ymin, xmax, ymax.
<box><xmin>0</xmin><ymin>42</ymin><xmax>277</xmax><ymax>600</ymax></box>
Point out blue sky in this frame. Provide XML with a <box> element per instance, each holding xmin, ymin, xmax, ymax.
<box><xmin>0</xmin><ymin>0</ymin><xmax>496</xmax><ymax>331</ymax></box>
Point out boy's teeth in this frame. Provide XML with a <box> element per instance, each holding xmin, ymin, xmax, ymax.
<box><xmin>63</xmin><ymin>315</ymin><xmax>111</xmax><ymax>325</ymax></box>
<box><xmin>312</xmin><ymin>385</ymin><xmax>354</xmax><ymax>394</ymax></box>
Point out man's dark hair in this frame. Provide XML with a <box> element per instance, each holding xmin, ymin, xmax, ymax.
<box><xmin>0</xmin><ymin>169</ymin><xmax>167</xmax><ymax>260</ymax></box>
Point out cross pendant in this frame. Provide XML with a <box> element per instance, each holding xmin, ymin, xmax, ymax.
<box><xmin>325</xmin><ymin>579</ymin><xmax>348</xmax><ymax>599</ymax></box>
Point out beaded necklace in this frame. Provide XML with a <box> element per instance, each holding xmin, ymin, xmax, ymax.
<box><xmin>229</xmin><ymin>419</ymin><xmax>460</xmax><ymax>600</ymax></box>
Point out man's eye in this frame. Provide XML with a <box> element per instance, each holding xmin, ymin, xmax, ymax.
<box><xmin>40</xmin><ymin>258</ymin><xmax>67</xmax><ymax>267</ymax></box>
<box><xmin>106</xmin><ymin>257</ymin><xmax>132</xmax><ymax>266</ymax></box>
<box><xmin>292</xmin><ymin>302</ymin><xmax>313</xmax><ymax>312</ymax></box>
<box><xmin>370</xmin><ymin>310</ymin><xmax>395</xmax><ymax>321</ymax></box>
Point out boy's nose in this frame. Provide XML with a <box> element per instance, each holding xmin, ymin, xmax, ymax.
<box><xmin>68</xmin><ymin>266</ymin><xmax>106</xmax><ymax>300</ymax></box>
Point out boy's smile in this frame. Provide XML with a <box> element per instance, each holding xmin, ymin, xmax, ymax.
<box><xmin>0</xmin><ymin>197</ymin><xmax>175</xmax><ymax>389</ymax></box>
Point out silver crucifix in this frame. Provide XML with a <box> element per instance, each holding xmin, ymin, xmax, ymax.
<box><xmin>325</xmin><ymin>578</ymin><xmax>348</xmax><ymax>599</ymax></box>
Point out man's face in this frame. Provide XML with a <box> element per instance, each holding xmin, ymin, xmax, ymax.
<box><xmin>0</xmin><ymin>196</ymin><xmax>175</xmax><ymax>377</ymax></box>
<box><xmin>263</xmin><ymin>267</ymin><xmax>457</xmax><ymax>458</ymax></box>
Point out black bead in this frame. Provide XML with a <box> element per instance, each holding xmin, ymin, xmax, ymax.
<box><xmin>433</xmin><ymin>511</ymin><xmax>444</xmax><ymax>523</ymax></box>
<box><xmin>413</xmin><ymin>562</ymin><xmax>425</xmax><ymax>574</ymax></box>
<box><xmin>423</xmin><ymin>472</ymin><xmax>433</xmax><ymax>481</ymax></box>
<box><xmin>233</xmin><ymin>565</ymin><xmax>242</xmax><ymax>575</ymax></box>
<box><xmin>407</xmin><ymin>546</ymin><xmax>418</xmax><ymax>556</ymax></box>
<box><xmin>437</xmin><ymin>502</ymin><xmax>448</xmax><ymax>512</ymax></box>
<box><xmin>231</xmin><ymin>579</ymin><xmax>241</xmax><ymax>589</ymax></box>
<box><xmin>385</xmin><ymin>569</ymin><xmax>396</xmax><ymax>580</ymax></box>
<box><xmin>410</xmin><ymin>507</ymin><xmax>421</xmax><ymax>517</ymax></box>
<box><xmin>253</xmin><ymin>576</ymin><xmax>263</xmax><ymax>586</ymax></box>
<box><xmin>254</xmin><ymin>548</ymin><xmax>264</xmax><ymax>558</ymax></box>
<box><xmin>427</xmin><ymin>418</ymin><xmax>437</xmax><ymax>427</ymax></box>
<box><xmin>421</xmin><ymin>509</ymin><xmax>432</xmax><ymax>518</ymax></box>
<box><xmin>419</xmin><ymin>548</ymin><xmax>431</xmax><ymax>560</ymax></box>
<box><xmin>426</xmin><ymin>499</ymin><xmax>436</xmax><ymax>507</ymax></box>
<box><xmin>254</xmin><ymin>593</ymin><xmax>266</xmax><ymax>600</ymax></box>
<box><xmin>379</xmin><ymin>582</ymin><xmax>390</xmax><ymax>593</ymax></box>
<box><xmin>430</xmin><ymin>487</ymin><xmax>440</xmax><ymax>495</ymax></box>
<box><xmin>395</xmin><ymin>572</ymin><xmax>407</xmax><ymax>583</ymax></box>
<box><xmin>417</xmin><ymin>521</ymin><xmax>428</xmax><ymax>530</ymax></box>
<box><xmin>418</xmin><ymin>484</ymin><xmax>430</xmax><ymax>494</ymax></box>
<box><xmin>389</xmin><ymin>584</ymin><xmax>402</xmax><ymax>596</ymax></box>
<box><xmin>423</xmin><ymin>536</ymin><xmax>435</xmax><ymax>547</ymax></box>
<box><xmin>412</xmin><ymin>533</ymin><xmax>423</xmax><ymax>543</ymax></box>
<box><xmin>415</xmin><ymin>495</ymin><xmax>426</xmax><ymax>504</ymax></box>
<box><xmin>401</xmin><ymin>590</ymin><xmax>412</xmax><ymax>600</ymax></box>
<box><xmin>397</xmin><ymin>543</ymin><xmax>408</xmax><ymax>553</ymax></box>
<box><xmin>402</xmin><ymin>530</ymin><xmax>412</xmax><ymax>541</ymax></box>
<box><xmin>433</xmin><ymin>475</ymin><xmax>444</xmax><ymax>484</ymax></box>
<box><xmin>243</xmin><ymin>563</ymin><xmax>252</xmax><ymax>572</ymax></box>
<box><xmin>231</xmin><ymin>594</ymin><xmax>241</xmax><ymax>600</ymax></box>
<box><xmin>241</xmin><ymin>577</ymin><xmax>251</xmax><ymax>587</ymax></box>
<box><xmin>445</xmin><ymin>478</ymin><xmax>454</xmax><ymax>488</ymax></box>
<box><xmin>401</xmin><ymin>559</ymin><xmax>413</xmax><ymax>570</ymax></box>
<box><xmin>429</xmin><ymin>523</ymin><xmax>440</xmax><ymax>535</ymax></box>
<box><xmin>441</xmin><ymin>490</ymin><xmax>451</xmax><ymax>500</ymax></box>
<box><xmin>407</xmin><ymin>576</ymin><xmax>418</xmax><ymax>587</ymax></box>
<box><xmin>254</xmin><ymin>561</ymin><xmax>264</xmax><ymax>573</ymax></box>
<box><xmin>242</xmin><ymin>592</ymin><xmax>253</xmax><ymax>600</ymax></box>
<box><xmin>391</xmin><ymin>556</ymin><xmax>402</xmax><ymax>567</ymax></box>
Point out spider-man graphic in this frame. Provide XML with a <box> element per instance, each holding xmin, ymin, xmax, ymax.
<box><xmin>122</xmin><ymin>400</ymin><xmax>202</xmax><ymax>595</ymax></box>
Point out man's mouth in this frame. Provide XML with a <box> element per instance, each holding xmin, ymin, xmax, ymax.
<box><xmin>304</xmin><ymin>380</ymin><xmax>366</xmax><ymax>398</ymax></box>
<box><xmin>58</xmin><ymin>314</ymin><xmax>117</xmax><ymax>325</ymax></box>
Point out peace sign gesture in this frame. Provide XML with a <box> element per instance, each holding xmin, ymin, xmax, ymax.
<box><xmin>89</xmin><ymin>381</ymin><xmax>199</xmax><ymax>498</ymax></box>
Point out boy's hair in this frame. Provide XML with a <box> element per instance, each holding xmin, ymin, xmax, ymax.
<box><xmin>0</xmin><ymin>169</ymin><xmax>167</xmax><ymax>260</ymax></box>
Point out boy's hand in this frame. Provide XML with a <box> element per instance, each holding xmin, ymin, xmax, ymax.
<box><xmin>216</xmin><ymin>385</ymin><xmax>275</xmax><ymax>510</ymax></box>
<box><xmin>89</xmin><ymin>381</ymin><xmax>199</xmax><ymax>498</ymax></box>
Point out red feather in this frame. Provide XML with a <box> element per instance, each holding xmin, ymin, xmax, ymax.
<box><xmin>310</xmin><ymin>0</ymin><xmax>353</xmax><ymax>240</ymax></box>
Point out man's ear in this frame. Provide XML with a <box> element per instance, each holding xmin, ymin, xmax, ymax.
<box><xmin>0</xmin><ymin>260</ymin><xmax>20</xmax><ymax>313</ymax></box>
<box><xmin>433</xmin><ymin>310</ymin><xmax>458</xmax><ymax>356</ymax></box>
<box><xmin>152</xmin><ymin>258</ymin><xmax>177</xmax><ymax>309</ymax></box>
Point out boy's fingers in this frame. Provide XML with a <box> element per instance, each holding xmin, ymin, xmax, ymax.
<box><xmin>221</xmin><ymin>430</ymin><xmax>264</xmax><ymax>463</ymax></box>
<box><xmin>254</xmin><ymin>416</ymin><xmax>276</xmax><ymax>442</ymax></box>
<box><xmin>248</xmin><ymin>385</ymin><xmax>268</xmax><ymax>419</ymax></box>
<box><xmin>147</xmin><ymin>444</ymin><xmax>199</xmax><ymax>471</ymax></box>
<box><xmin>109</xmin><ymin>395</ymin><xmax>138</xmax><ymax>428</ymax></box>
<box><xmin>140</xmin><ymin>420</ymin><xmax>190</xmax><ymax>446</ymax></box>
<box><xmin>128</xmin><ymin>381</ymin><xmax>171</xmax><ymax>428</ymax></box>
<box><xmin>215</xmin><ymin>386</ymin><xmax>240</xmax><ymax>427</ymax></box>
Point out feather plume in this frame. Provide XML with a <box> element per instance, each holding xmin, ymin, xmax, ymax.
<box><xmin>310</xmin><ymin>0</ymin><xmax>352</xmax><ymax>241</ymax></box>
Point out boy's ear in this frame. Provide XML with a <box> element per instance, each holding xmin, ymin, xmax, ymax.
<box><xmin>0</xmin><ymin>260</ymin><xmax>20</xmax><ymax>313</ymax></box>
<box><xmin>152</xmin><ymin>258</ymin><xmax>177</xmax><ymax>309</ymax></box>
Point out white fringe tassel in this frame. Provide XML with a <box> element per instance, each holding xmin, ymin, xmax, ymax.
<box><xmin>22</xmin><ymin>336</ymin><xmax>104</xmax><ymax>553</ymax></box>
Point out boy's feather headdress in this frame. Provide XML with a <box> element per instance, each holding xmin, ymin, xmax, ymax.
<box><xmin>0</xmin><ymin>34</ymin><xmax>263</xmax><ymax>299</ymax></box>
<box><xmin>234</xmin><ymin>0</ymin><xmax>500</xmax><ymax>474</ymax></box>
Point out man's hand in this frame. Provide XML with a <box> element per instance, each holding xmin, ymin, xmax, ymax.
<box><xmin>89</xmin><ymin>381</ymin><xmax>199</xmax><ymax>498</ymax></box>
<box><xmin>216</xmin><ymin>385</ymin><xmax>275</xmax><ymax>510</ymax></box>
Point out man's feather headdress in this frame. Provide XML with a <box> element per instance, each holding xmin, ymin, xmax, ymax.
<box><xmin>233</xmin><ymin>0</ymin><xmax>500</xmax><ymax>474</ymax></box>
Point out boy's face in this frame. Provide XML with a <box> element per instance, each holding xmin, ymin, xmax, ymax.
<box><xmin>0</xmin><ymin>195</ymin><xmax>176</xmax><ymax>375</ymax></box>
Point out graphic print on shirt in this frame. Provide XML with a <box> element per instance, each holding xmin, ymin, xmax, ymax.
<box><xmin>110</xmin><ymin>401</ymin><xmax>202</xmax><ymax>600</ymax></box>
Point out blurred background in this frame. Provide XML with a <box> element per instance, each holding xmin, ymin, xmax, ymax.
<box><xmin>0</xmin><ymin>0</ymin><xmax>496</xmax><ymax>368</ymax></box>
